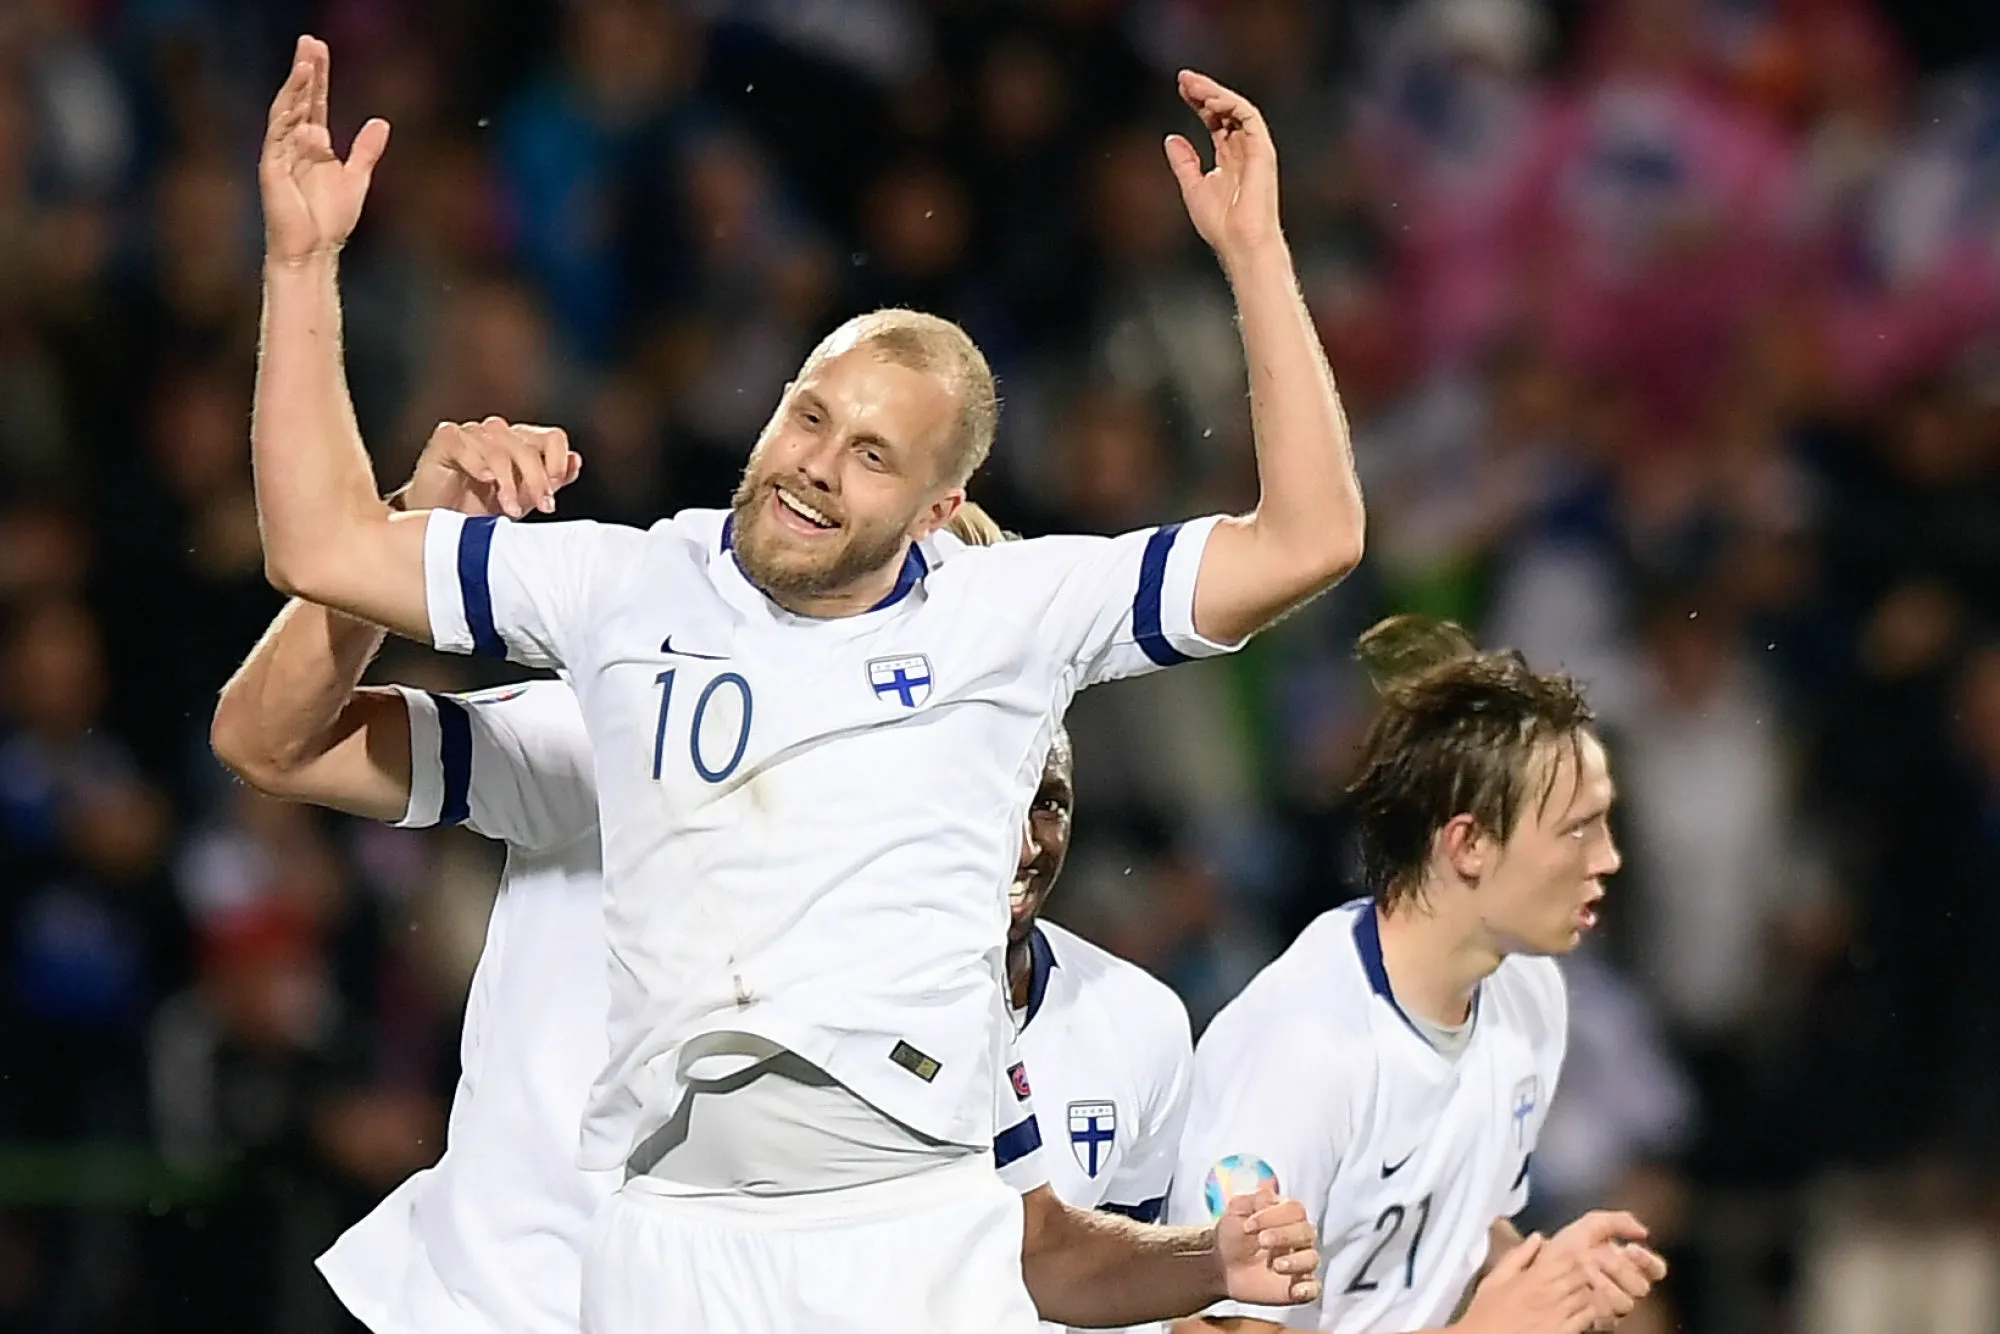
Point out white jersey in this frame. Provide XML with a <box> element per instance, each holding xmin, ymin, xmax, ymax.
<box><xmin>1015</xmin><ymin>921</ymin><xmax>1193</xmax><ymax>1334</ymax></box>
<box><xmin>316</xmin><ymin>682</ymin><xmax>615</xmax><ymax>1334</ymax></box>
<box><xmin>316</xmin><ymin>679</ymin><xmax>1053</xmax><ymax>1334</ymax></box>
<box><xmin>421</xmin><ymin>506</ymin><xmax>1237</xmax><ymax>1171</ymax></box>
<box><xmin>1166</xmin><ymin>902</ymin><xmax>1567</xmax><ymax>1333</ymax></box>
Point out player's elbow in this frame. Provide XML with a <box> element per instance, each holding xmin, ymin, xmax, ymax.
<box><xmin>260</xmin><ymin>503</ymin><xmax>389</xmax><ymax>603</ymax></box>
<box><xmin>1269</xmin><ymin>514</ymin><xmax>1365</xmax><ymax>599</ymax></box>
<box><xmin>263</xmin><ymin>547</ymin><xmax>330</xmax><ymax>603</ymax></box>
<box><xmin>1305</xmin><ymin>523</ymin><xmax>1364</xmax><ymax>589</ymax></box>
<box><xmin>209</xmin><ymin>695</ymin><xmax>307</xmax><ymax>797</ymax></box>
<box><xmin>1018</xmin><ymin>1185</ymin><xmax>1069</xmax><ymax>1263</ymax></box>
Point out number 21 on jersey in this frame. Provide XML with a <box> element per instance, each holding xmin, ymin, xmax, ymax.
<box><xmin>651</xmin><ymin>668</ymin><xmax>754</xmax><ymax>784</ymax></box>
<box><xmin>1345</xmin><ymin>1193</ymin><xmax>1433</xmax><ymax>1294</ymax></box>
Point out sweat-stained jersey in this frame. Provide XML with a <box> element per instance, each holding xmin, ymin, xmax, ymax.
<box><xmin>419</xmin><ymin>508</ymin><xmax>1241</xmax><ymax>1172</ymax></box>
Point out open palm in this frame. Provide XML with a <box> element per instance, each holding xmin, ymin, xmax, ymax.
<box><xmin>1164</xmin><ymin>70</ymin><xmax>1283</xmax><ymax>263</ymax></box>
<box><xmin>261</xmin><ymin>35</ymin><xmax>390</xmax><ymax>264</ymax></box>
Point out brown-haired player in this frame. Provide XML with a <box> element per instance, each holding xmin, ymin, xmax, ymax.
<box><xmin>1167</xmin><ymin>616</ymin><xmax>1668</xmax><ymax>1334</ymax></box>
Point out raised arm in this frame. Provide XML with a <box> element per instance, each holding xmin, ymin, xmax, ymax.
<box><xmin>1021</xmin><ymin>1184</ymin><xmax>1320</xmax><ymax>1328</ymax></box>
<box><xmin>1165</xmin><ymin>71</ymin><xmax>1366</xmax><ymax>644</ymax></box>
<box><xmin>253</xmin><ymin>37</ymin><xmax>567</xmax><ymax>639</ymax></box>
<box><xmin>214</xmin><ymin>421</ymin><xmax>581</xmax><ymax>819</ymax></box>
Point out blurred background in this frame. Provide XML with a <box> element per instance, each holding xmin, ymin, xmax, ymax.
<box><xmin>2</xmin><ymin>0</ymin><xmax>2000</xmax><ymax>1329</ymax></box>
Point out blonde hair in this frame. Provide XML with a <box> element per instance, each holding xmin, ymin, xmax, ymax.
<box><xmin>943</xmin><ymin>499</ymin><xmax>1008</xmax><ymax>547</ymax></box>
<box><xmin>799</xmin><ymin>309</ymin><xmax>998</xmax><ymax>487</ymax></box>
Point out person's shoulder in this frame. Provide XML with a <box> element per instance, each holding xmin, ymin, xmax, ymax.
<box><xmin>1201</xmin><ymin>909</ymin><xmax>1375</xmax><ymax>1065</ymax></box>
<box><xmin>923</xmin><ymin>529</ymin><xmax>1117</xmax><ymax>584</ymax></box>
<box><xmin>1042</xmin><ymin>922</ymin><xmax>1192</xmax><ymax>1058</ymax></box>
<box><xmin>1490</xmin><ymin>953</ymin><xmax>1568</xmax><ymax>1042</ymax></box>
<box><xmin>646</xmin><ymin>508</ymin><xmax>729</xmax><ymax>558</ymax></box>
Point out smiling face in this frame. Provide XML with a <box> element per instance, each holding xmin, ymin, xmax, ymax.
<box><xmin>1460</xmin><ymin>731</ymin><xmax>1621</xmax><ymax>956</ymax></box>
<box><xmin>729</xmin><ymin>342</ymin><xmax>965</xmax><ymax>611</ymax></box>
<box><xmin>1008</xmin><ymin>729</ymin><xmax>1076</xmax><ymax>945</ymax></box>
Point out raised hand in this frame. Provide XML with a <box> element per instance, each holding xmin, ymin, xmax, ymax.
<box><xmin>1163</xmin><ymin>70</ymin><xmax>1283</xmax><ymax>266</ymax></box>
<box><xmin>1460</xmin><ymin>1233</ymin><xmax>1597</xmax><ymax>1334</ymax></box>
<box><xmin>1216</xmin><ymin>1186</ymin><xmax>1323</xmax><ymax>1306</ymax></box>
<box><xmin>260</xmin><ymin>35</ymin><xmax>390</xmax><ymax>265</ymax></box>
<box><xmin>1544</xmin><ymin>1211</ymin><xmax>1669</xmax><ymax>1330</ymax></box>
<box><xmin>402</xmin><ymin>419</ymin><xmax>582</xmax><ymax>521</ymax></box>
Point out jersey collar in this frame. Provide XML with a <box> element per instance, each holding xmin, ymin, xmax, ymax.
<box><xmin>1350</xmin><ymin>901</ymin><xmax>1478</xmax><ymax>1051</ymax></box>
<box><xmin>718</xmin><ymin>514</ymin><xmax>930</xmax><ymax>614</ymax></box>
<box><xmin>1019</xmin><ymin>923</ymin><xmax>1059</xmax><ymax>1030</ymax></box>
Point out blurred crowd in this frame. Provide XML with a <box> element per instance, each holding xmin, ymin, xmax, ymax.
<box><xmin>2</xmin><ymin>0</ymin><xmax>1999</xmax><ymax>1329</ymax></box>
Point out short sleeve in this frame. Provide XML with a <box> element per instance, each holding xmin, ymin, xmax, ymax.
<box><xmin>424</xmin><ymin>511</ymin><xmax>638</xmax><ymax>670</ymax></box>
<box><xmin>1100</xmin><ymin>991</ymin><xmax>1194</xmax><ymax>1223</ymax></box>
<box><xmin>979</xmin><ymin>518</ymin><xmax>1246</xmax><ymax>690</ymax></box>
<box><xmin>994</xmin><ymin>1028</ymin><xmax>1050</xmax><ymax>1195</ymax></box>
<box><xmin>1167</xmin><ymin>1017</ymin><xmax>1350</xmax><ymax>1327</ymax></box>
<box><xmin>390</xmin><ymin>682</ymin><xmax>598</xmax><ymax>851</ymax></box>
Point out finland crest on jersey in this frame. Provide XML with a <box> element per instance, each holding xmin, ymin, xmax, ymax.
<box><xmin>1511</xmin><ymin>1075</ymin><xmax>1539</xmax><ymax>1148</ymax></box>
<box><xmin>868</xmin><ymin>654</ymin><xmax>933</xmax><ymax>708</ymax></box>
<box><xmin>1068</xmin><ymin>1102</ymin><xmax>1117</xmax><ymax>1177</ymax></box>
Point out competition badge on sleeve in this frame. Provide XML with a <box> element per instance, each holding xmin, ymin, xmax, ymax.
<box><xmin>1203</xmin><ymin>1153</ymin><xmax>1279</xmax><ymax>1219</ymax></box>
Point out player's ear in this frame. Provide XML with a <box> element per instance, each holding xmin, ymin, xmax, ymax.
<box><xmin>910</xmin><ymin>488</ymin><xmax>963</xmax><ymax>542</ymax></box>
<box><xmin>1438</xmin><ymin>814</ymin><xmax>1486</xmax><ymax>884</ymax></box>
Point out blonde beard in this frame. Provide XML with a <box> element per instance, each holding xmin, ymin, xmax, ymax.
<box><xmin>729</xmin><ymin>479</ymin><xmax>910</xmax><ymax>602</ymax></box>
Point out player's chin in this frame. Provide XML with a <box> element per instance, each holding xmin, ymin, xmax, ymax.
<box><xmin>1544</xmin><ymin>922</ymin><xmax>1588</xmax><ymax>955</ymax></box>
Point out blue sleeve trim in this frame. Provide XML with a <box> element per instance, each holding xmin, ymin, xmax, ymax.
<box><xmin>1133</xmin><ymin>523</ymin><xmax>1192</xmax><ymax>667</ymax></box>
<box><xmin>993</xmin><ymin>1115</ymin><xmax>1044</xmax><ymax>1169</ymax></box>
<box><xmin>458</xmin><ymin>516</ymin><xmax>505</xmax><ymax>659</ymax></box>
<box><xmin>1100</xmin><ymin>1195</ymin><xmax>1166</xmax><ymax>1223</ymax></box>
<box><xmin>432</xmin><ymin>693</ymin><xmax>472</xmax><ymax>827</ymax></box>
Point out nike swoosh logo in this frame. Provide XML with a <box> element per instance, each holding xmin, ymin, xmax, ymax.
<box><xmin>1381</xmin><ymin>1151</ymin><xmax>1414</xmax><ymax>1178</ymax></box>
<box><xmin>661</xmin><ymin>636</ymin><xmax>727</xmax><ymax>661</ymax></box>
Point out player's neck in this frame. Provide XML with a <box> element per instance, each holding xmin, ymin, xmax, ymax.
<box><xmin>759</xmin><ymin>563</ymin><xmax>904</xmax><ymax>619</ymax></box>
<box><xmin>1375</xmin><ymin>901</ymin><xmax>1503</xmax><ymax>1028</ymax></box>
<box><xmin>1007</xmin><ymin>935</ymin><xmax>1034</xmax><ymax>1010</ymax></box>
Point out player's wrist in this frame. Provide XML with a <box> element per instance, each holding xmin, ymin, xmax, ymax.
<box><xmin>1203</xmin><ymin>1220</ymin><xmax>1232</xmax><ymax>1300</ymax></box>
<box><xmin>1217</xmin><ymin>233</ymin><xmax>1292</xmax><ymax>286</ymax></box>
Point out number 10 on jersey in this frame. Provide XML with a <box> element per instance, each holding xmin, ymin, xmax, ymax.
<box><xmin>652</xmin><ymin>668</ymin><xmax>754</xmax><ymax>784</ymax></box>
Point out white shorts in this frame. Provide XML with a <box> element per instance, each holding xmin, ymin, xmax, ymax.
<box><xmin>580</xmin><ymin>1154</ymin><xmax>1039</xmax><ymax>1334</ymax></box>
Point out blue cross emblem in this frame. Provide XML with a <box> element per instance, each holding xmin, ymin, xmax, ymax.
<box><xmin>1068</xmin><ymin>1101</ymin><xmax>1117</xmax><ymax>1178</ymax></box>
<box><xmin>1511</xmin><ymin>1076</ymin><xmax>1538</xmax><ymax>1148</ymax></box>
<box><xmin>868</xmin><ymin>654</ymin><xmax>933</xmax><ymax>708</ymax></box>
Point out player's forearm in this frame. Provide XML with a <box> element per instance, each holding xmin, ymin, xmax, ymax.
<box><xmin>1025</xmin><ymin>1205</ymin><xmax>1226</xmax><ymax>1326</ymax></box>
<box><xmin>210</xmin><ymin>593</ymin><xmax>416</xmax><ymax>822</ymax></box>
<box><xmin>253</xmin><ymin>257</ymin><xmax>431</xmax><ymax>636</ymax></box>
<box><xmin>213</xmin><ymin>596</ymin><xmax>385</xmax><ymax>776</ymax></box>
<box><xmin>253</xmin><ymin>256</ymin><xmax>383</xmax><ymax>587</ymax></box>
<box><xmin>1215</xmin><ymin>240</ymin><xmax>1365</xmax><ymax>627</ymax></box>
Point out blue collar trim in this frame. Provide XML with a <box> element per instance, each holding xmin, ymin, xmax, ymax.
<box><xmin>1351</xmin><ymin>902</ymin><xmax>1477</xmax><ymax>1048</ymax></box>
<box><xmin>720</xmin><ymin>513</ymin><xmax>929</xmax><ymax>612</ymax></box>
